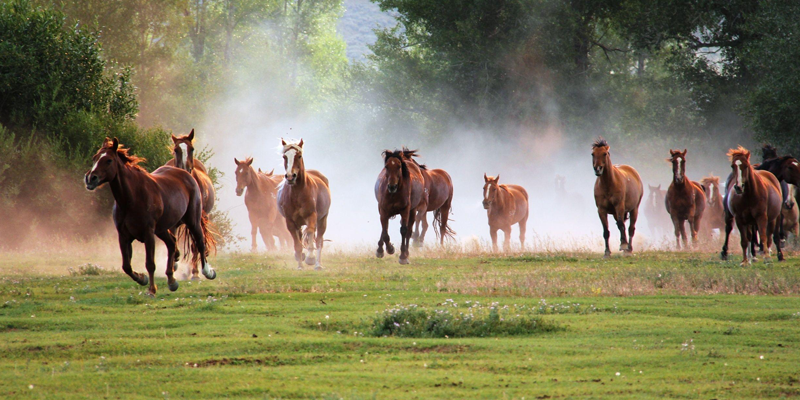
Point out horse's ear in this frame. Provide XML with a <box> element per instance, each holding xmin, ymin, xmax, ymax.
<box><xmin>683</xmin><ymin>148</ymin><xmax>687</xmax><ymax>154</ymax></box>
<box><xmin>111</xmin><ymin>137</ymin><xmax>119</xmax><ymax>151</ymax></box>
<box><xmin>495</xmin><ymin>174</ymin><xmax>500</xmax><ymax>183</ymax></box>
<box><xmin>245</xmin><ymin>158</ymin><xmax>253</xmax><ymax>166</ymax></box>
<box><xmin>188</xmin><ymin>129</ymin><xmax>195</xmax><ymax>141</ymax></box>
<box><xmin>657</xmin><ymin>184</ymin><xmax>661</xmax><ymax>190</ymax></box>
<box><xmin>484</xmin><ymin>173</ymin><xmax>489</xmax><ymax>182</ymax></box>
<box><xmin>298</xmin><ymin>138</ymin><xmax>304</xmax><ymax>148</ymax></box>
<box><xmin>281</xmin><ymin>138</ymin><xmax>287</xmax><ymax>146</ymax></box>
<box><xmin>171</xmin><ymin>134</ymin><xmax>178</xmax><ymax>143</ymax></box>
<box><xmin>267</xmin><ymin>168</ymin><xmax>274</xmax><ymax>176</ymax></box>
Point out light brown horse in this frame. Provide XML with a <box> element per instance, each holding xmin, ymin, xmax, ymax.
<box><xmin>277</xmin><ymin>139</ymin><xmax>331</xmax><ymax>270</ymax></box>
<box><xmin>84</xmin><ymin>138</ymin><xmax>216</xmax><ymax>295</ymax></box>
<box><xmin>410</xmin><ymin>161</ymin><xmax>455</xmax><ymax>247</ymax></box>
<box><xmin>665</xmin><ymin>149</ymin><xmax>706</xmax><ymax>249</ymax></box>
<box><xmin>482</xmin><ymin>174</ymin><xmax>529</xmax><ymax>252</ymax></box>
<box><xmin>165</xmin><ymin>129</ymin><xmax>216</xmax><ymax>278</ymax></box>
<box><xmin>591</xmin><ymin>138</ymin><xmax>643</xmax><ymax>257</ymax></box>
<box><xmin>720</xmin><ymin>146</ymin><xmax>783</xmax><ymax>265</ymax></box>
<box><xmin>644</xmin><ymin>184</ymin><xmax>671</xmax><ymax>237</ymax></box>
<box><xmin>699</xmin><ymin>175</ymin><xmax>726</xmax><ymax>235</ymax></box>
<box><xmin>783</xmin><ymin>184</ymin><xmax>799</xmax><ymax>241</ymax></box>
<box><xmin>234</xmin><ymin>157</ymin><xmax>291</xmax><ymax>251</ymax></box>
<box><xmin>375</xmin><ymin>148</ymin><xmax>426</xmax><ymax>264</ymax></box>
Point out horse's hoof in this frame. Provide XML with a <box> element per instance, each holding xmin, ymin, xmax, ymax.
<box><xmin>147</xmin><ymin>289</ymin><xmax>156</xmax><ymax>297</ymax></box>
<box><xmin>202</xmin><ymin>269</ymin><xmax>216</xmax><ymax>280</ymax></box>
<box><xmin>720</xmin><ymin>252</ymin><xmax>728</xmax><ymax>261</ymax></box>
<box><xmin>305</xmin><ymin>255</ymin><xmax>316</xmax><ymax>266</ymax></box>
<box><xmin>386</xmin><ymin>244</ymin><xmax>395</xmax><ymax>255</ymax></box>
<box><xmin>168</xmin><ymin>280</ymin><xmax>179</xmax><ymax>292</ymax></box>
<box><xmin>619</xmin><ymin>244</ymin><xmax>630</xmax><ymax>252</ymax></box>
<box><xmin>398</xmin><ymin>257</ymin><xmax>409</xmax><ymax>265</ymax></box>
<box><xmin>412</xmin><ymin>240</ymin><xmax>423</xmax><ymax>248</ymax></box>
<box><xmin>297</xmin><ymin>265</ymin><xmax>303</xmax><ymax>270</ymax></box>
<box><xmin>603</xmin><ymin>251</ymin><xmax>611</xmax><ymax>259</ymax></box>
<box><xmin>376</xmin><ymin>249</ymin><xmax>384</xmax><ymax>258</ymax></box>
<box><xmin>296</xmin><ymin>253</ymin><xmax>306</xmax><ymax>262</ymax></box>
<box><xmin>136</xmin><ymin>275</ymin><xmax>149</xmax><ymax>286</ymax></box>
<box><xmin>191</xmin><ymin>274</ymin><xmax>200</xmax><ymax>281</ymax></box>
<box><xmin>314</xmin><ymin>265</ymin><xmax>323</xmax><ymax>271</ymax></box>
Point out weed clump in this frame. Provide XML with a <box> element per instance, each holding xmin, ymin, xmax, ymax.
<box><xmin>369</xmin><ymin>300</ymin><xmax>561</xmax><ymax>338</ymax></box>
<box><xmin>69</xmin><ymin>264</ymin><xmax>104</xmax><ymax>276</ymax></box>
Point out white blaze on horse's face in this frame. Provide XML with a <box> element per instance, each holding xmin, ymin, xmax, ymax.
<box><xmin>178</xmin><ymin>143</ymin><xmax>189</xmax><ymax>169</ymax></box>
<box><xmin>284</xmin><ymin>148</ymin><xmax>297</xmax><ymax>182</ymax></box>
<box><xmin>734</xmin><ymin>159</ymin><xmax>744</xmax><ymax>193</ymax></box>
<box><xmin>676</xmin><ymin>157</ymin><xmax>682</xmax><ymax>178</ymax></box>
<box><xmin>708</xmin><ymin>183</ymin><xmax>715</xmax><ymax>202</ymax></box>
<box><xmin>90</xmin><ymin>154</ymin><xmax>106</xmax><ymax>175</ymax></box>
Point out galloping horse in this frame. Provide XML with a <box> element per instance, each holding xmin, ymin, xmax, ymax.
<box><xmin>644</xmin><ymin>184</ymin><xmax>670</xmax><ymax>237</ymax></box>
<box><xmin>720</xmin><ymin>146</ymin><xmax>783</xmax><ymax>265</ymax></box>
<box><xmin>235</xmin><ymin>157</ymin><xmax>291</xmax><ymax>251</ymax></box>
<box><xmin>665</xmin><ymin>149</ymin><xmax>706</xmax><ymax>249</ymax></box>
<box><xmin>277</xmin><ymin>139</ymin><xmax>331</xmax><ymax>270</ymax></box>
<box><xmin>699</xmin><ymin>175</ymin><xmax>726</xmax><ymax>234</ymax></box>
<box><xmin>84</xmin><ymin>138</ymin><xmax>216</xmax><ymax>295</ymax></box>
<box><xmin>375</xmin><ymin>148</ymin><xmax>426</xmax><ymax>264</ymax></box>
<box><xmin>410</xmin><ymin>160</ymin><xmax>455</xmax><ymax>246</ymax></box>
<box><xmin>591</xmin><ymin>138</ymin><xmax>643</xmax><ymax>257</ymax></box>
<box><xmin>482</xmin><ymin>174</ymin><xmax>529</xmax><ymax>252</ymax></box>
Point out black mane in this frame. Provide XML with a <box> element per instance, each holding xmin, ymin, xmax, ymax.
<box><xmin>401</xmin><ymin>146</ymin><xmax>427</xmax><ymax>170</ymax></box>
<box><xmin>592</xmin><ymin>137</ymin><xmax>608</xmax><ymax>149</ymax></box>
<box><xmin>762</xmin><ymin>144</ymin><xmax>778</xmax><ymax>161</ymax></box>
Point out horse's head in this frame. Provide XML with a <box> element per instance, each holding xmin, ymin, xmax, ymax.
<box><xmin>234</xmin><ymin>157</ymin><xmax>254</xmax><ymax>196</ymax></box>
<box><xmin>727</xmin><ymin>146</ymin><xmax>752</xmax><ymax>195</ymax></box>
<box><xmin>591</xmin><ymin>138</ymin><xmax>610</xmax><ymax>176</ymax></box>
<box><xmin>382</xmin><ymin>150</ymin><xmax>408</xmax><ymax>194</ymax></box>
<box><xmin>85</xmin><ymin>138</ymin><xmax>121</xmax><ymax>190</ymax></box>
<box><xmin>762</xmin><ymin>144</ymin><xmax>778</xmax><ymax>161</ymax></box>
<box><xmin>780</xmin><ymin>157</ymin><xmax>800</xmax><ymax>186</ymax></box>
<box><xmin>281</xmin><ymin>138</ymin><xmax>304</xmax><ymax>185</ymax></box>
<box><xmin>482</xmin><ymin>173</ymin><xmax>500</xmax><ymax>209</ymax></box>
<box><xmin>171</xmin><ymin>129</ymin><xmax>196</xmax><ymax>173</ymax></box>
<box><xmin>646</xmin><ymin>184</ymin><xmax>661</xmax><ymax>207</ymax></box>
<box><xmin>668</xmin><ymin>149</ymin><xmax>687</xmax><ymax>184</ymax></box>
<box><xmin>700</xmin><ymin>175</ymin><xmax>720</xmax><ymax>204</ymax></box>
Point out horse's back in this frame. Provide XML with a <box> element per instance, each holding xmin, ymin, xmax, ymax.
<box><xmin>616</xmin><ymin>165</ymin><xmax>644</xmax><ymax>210</ymax></box>
<box><xmin>165</xmin><ymin>158</ymin><xmax>208</xmax><ymax>174</ymax></box>
<box><xmin>425</xmin><ymin>168</ymin><xmax>454</xmax><ymax>209</ymax></box>
<box><xmin>756</xmin><ymin>170</ymin><xmax>783</xmax><ymax>219</ymax></box>
<box><xmin>150</xmin><ymin>166</ymin><xmax>199</xmax><ymax>227</ymax></box>
<box><xmin>307</xmin><ymin>169</ymin><xmax>331</xmax><ymax>217</ymax></box>
<box><xmin>307</xmin><ymin>170</ymin><xmax>329</xmax><ymax>188</ymax></box>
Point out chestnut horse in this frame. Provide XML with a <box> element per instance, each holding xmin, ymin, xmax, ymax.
<box><xmin>783</xmin><ymin>184</ymin><xmax>799</xmax><ymax>242</ymax></box>
<box><xmin>482</xmin><ymin>174</ymin><xmax>528</xmax><ymax>251</ymax></box>
<box><xmin>375</xmin><ymin>148</ymin><xmax>426</xmax><ymax>264</ymax></box>
<box><xmin>665</xmin><ymin>149</ymin><xmax>706</xmax><ymax>249</ymax></box>
<box><xmin>277</xmin><ymin>139</ymin><xmax>331</xmax><ymax>270</ymax></box>
<box><xmin>166</xmin><ymin>130</ymin><xmax>216</xmax><ymax>278</ymax></box>
<box><xmin>591</xmin><ymin>138</ymin><xmax>643</xmax><ymax>257</ymax></box>
<box><xmin>411</xmin><ymin>161</ymin><xmax>455</xmax><ymax>247</ymax></box>
<box><xmin>84</xmin><ymin>138</ymin><xmax>216</xmax><ymax>295</ymax></box>
<box><xmin>720</xmin><ymin>146</ymin><xmax>783</xmax><ymax>265</ymax></box>
<box><xmin>235</xmin><ymin>157</ymin><xmax>291</xmax><ymax>251</ymax></box>
<box><xmin>699</xmin><ymin>175</ymin><xmax>726</xmax><ymax>234</ymax></box>
<box><xmin>644</xmin><ymin>184</ymin><xmax>670</xmax><ymax>237</ymax></box>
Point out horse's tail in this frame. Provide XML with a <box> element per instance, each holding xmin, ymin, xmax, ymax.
<box><xmin>433</xmin><ymin>208</ymin><xmax>456</xmax><ymax>242</ymax></box>
<box><xmin>188</xmin><ymin>211</ymin><xmax>218</xmax><ymax>265</ymax></box>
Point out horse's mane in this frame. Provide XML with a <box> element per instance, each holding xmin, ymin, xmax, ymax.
<box><xmin>401</xmin><ymin>146</ymin><xmax>427</xmax><ymax>170</ymax></box>
<box><xmin>759</xmin><ymin>155</ymin><xmax>797</xmax><ymax>171</ymax></box>
<box><xmin>700</xmin><ymin>175</ymin><xmax>719</xmax><ymax>185</ymax></box>
<box><xmin>100</xmin><ymin>140</ymin><xmax>146</xmax><ymax>171</ymax></box>
<box><xmin>592</xmin><ymin>137</ymin><xmax>608</xmax><ymax>149</ymax></box>
<box><xmin>762</xmin><ymin>144</ymin><xmax>778</xmax><ymax>161</ymax></box>
<box><xmin>727</xmin><ymin>146</ymin><xmax>750</xmax><ymax>161</ymax></box>
<box><xmin>282</xmin><ymin>139</ymin><xmax>303</xmax><ymax>154</ymax></box>
<box><xmin>383</xmin><ymin>149</ymin><xmax>412</xmax><ymax>177</ymax></box>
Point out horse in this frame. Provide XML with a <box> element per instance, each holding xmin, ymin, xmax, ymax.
<box><xmin>664</xmin><ymin>149</ymin><xmax>706</xmax><ymax>249</ymax></box>
<box><xmin>720</xmin><ymin>146</ymin><xmax>784</xmax><ymax>265</ymax></box>
<box><xmin>644</xmin><ymin>184</ymin><xmax>670</xmax><ymax>237</ymax></box>
<box><xmin>591</xmin><ymin>138</ymin><xmax>643</xmax><ymax>257</ymax></box>
<box><xmin>410</xmin><ymin>160</ymin><xmax>455</xmax><ymax>247</ymax></box>
<box><xmin>234</xmin><ymin>157</ymin><xmax>291</xmax><ymax>252</ymax></box>
<box><xmin>84</xmin><ymin>138</ymin><xmax>216</xmax><ymax>295</ymax></box>
<box><xmin>375</xmin><ymin>148</ymin><xmax>426</xmax><ymax>264</ymax></box>
<box><xmin>277</xmin><ymin>139</ymin><xmax>331</xmax><ymax>270</ymax></box>
<box><xmin>165</xmin><ymin>129</ymin><xmax>216</xmax><ymax>279</ymax></box>
<box><xmin>699</xmin><ymin>175</ymin><xmax>726</xmax><ymax>235</ymax></box>
<box><xmin>482</xmin><ymin>174</ymin><xmax>529</xmax><ymax>252</ymax></box>
<box><xmin>783</xmin><ymin>184</ymin><xmax>799</xmax><ymax>244</ymax></box>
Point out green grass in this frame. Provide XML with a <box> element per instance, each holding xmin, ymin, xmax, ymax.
<box><xmin>1</xmin><ymin>251</ymin><xmax>800</xmax><ymax>399</ymax></box>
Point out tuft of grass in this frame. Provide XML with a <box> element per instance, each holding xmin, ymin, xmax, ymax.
<box><xmin>68</xmin><ymin>263</ymin><xmax>105</xmax><ymax>276</ymax></box>
<box><xmin>368</xmin><ymin>300</ymin><xmax>561</xmax><ymax>338</ymax></box>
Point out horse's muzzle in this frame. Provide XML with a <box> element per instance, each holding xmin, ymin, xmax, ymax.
<box><xmin>84</xmin><ymin>174</ymin><xmax>99</xmax><ymax>191</ymax></box>
<box><xmin>675</xmin><ymin>176</ymin><xmax>684</xmax><ymax>184</ymax></box>
<box><xmin>734</xmin><ymin>185</ymin><xmax>743</xmax><ymax>195</ymax></box>
<box><xmin>285</xmin><ymin>173</ymin><xmax>297</xmax><ymax>185</ymax></box>
<box><xmin>594</xmin><ymin>166</ymin><xmax>603</xmax><ymax>176</ymax></box>
<box><xmin>387</xmin><ymin>185</ymin><xmax>398</xmax><ymax>194</ymax></box>
<box><xmin>482</xmin><ymin>200</ymin><xmax>490</xmax><ymax>210</ymax></box>
<box><xmin>235</xmin><ymin>188</ymin><xmax>244</xmax><ymax>196</ymax></box>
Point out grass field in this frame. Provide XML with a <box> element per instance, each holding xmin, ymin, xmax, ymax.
<box><xmin>2</xmin><ymin>249</ymin><xmax>800</xmax><ymax>399</ymax></box>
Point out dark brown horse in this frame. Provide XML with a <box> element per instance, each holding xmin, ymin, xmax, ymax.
<box><xmin>699</xmin><ymin>175</ymin><xmax>726</xmax><ymax>235</ymax></box>
<box><xmin>591</xmin><ymin>138</ymin><xmax>643</xmax><ymax>257</ymax></box>
<box><xmin>644</xmin><ymin>184</ymin><xmax>670</xmax><ymax>237</ymax></box>
<box><xmin>165</xmin><ymin>129</ymin><xmax>216</xmax><ymax>279</ymax></box>
<box><xmin>277</xmin><ymin>139</ymin><xmax>331</xmax><ymax>270</ymax></box>
<box><xmin>84</xmin><ymin>138</ymin><xmax>216</xmax><ymax>295</ymax></box>
<box><xmin>482</xmin><ymin>174</ymin><xmax>529</xmax><ymax>252</ymax></box>
<box><xmin>721</xmin><ymin>146</ymin><xmax>783</xmax><ymax>265</ymax></box>
<box><xmin>665</xmin><ymin>149</ymin><xmax>706</xmax><ymax>249</ymax></box>
<box><xmin>375</xmin><ymin>148</ymin><xmax>426</xmax><ymax>264</ymax></box>
<box><xmin>411</xmin><ymin>161</ymin><xmax>455</xmax><ymax>247</ymax></box>
<box><xmin>234</xmin><ymin>157</ymin><xmax>291</xmax><ymax>251</ymax></box>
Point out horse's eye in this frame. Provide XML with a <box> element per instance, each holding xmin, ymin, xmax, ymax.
<box><xmin>106</xmin><ymin>159</ymin><xmax>113</xmax><ymax>164</ymax></box>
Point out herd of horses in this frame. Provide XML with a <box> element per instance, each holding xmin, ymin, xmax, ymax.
<box><xmin>83</xmin><ymin>132</ymin><xmax>800</xmax><ymax>295</ymax></box>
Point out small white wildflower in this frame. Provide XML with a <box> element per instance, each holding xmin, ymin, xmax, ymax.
<box><xmin>615</xmin><ymin>372</ymin><xmax>620</xmax><ymax>376</ymax></box>
<box><xmin>759</xmin><ymin>355</ymin><xmax>764</xmax><ymax>360</ymax></box>
<box><xmin>28</xmin><ymin>385</ymin><xmax>34</xmax><ymax>389</ymax></box>
<box><xmin>325</xmin><ymin>315</ymin><xmax>329</xmax><ymax>319</ymax></box>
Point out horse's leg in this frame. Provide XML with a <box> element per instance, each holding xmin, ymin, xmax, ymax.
<box><xmin>250</xmin><ymin>220</ymin><xmax>258</xmax><ymax>252</ymax></box>
<box><xmin>304</xmin><ymin>212</ymin><xmax>319</xmax><ymax>266</ymax></box>
<box><xmin>679</xmin><ymin>219</ymin><xmax>689</xmax><ymax>250</ymax></box>
<box><xmin>671</xmin><ymin>215</ymin><xmax>681</xmax><ymax>250</ymax></box>
<box><xmin>314</xmin><ymin>215</ymin><xmax>327</xmax><ymax>270</ymax></box>
<box><xmin>186</xmin><ymin>213</ymin><xmax>215</xmax><ymax>280</ymax></box>
<box><xmin>721</xmin><ymin>210</ymin><xmax>734</xmax><ymax>260</ymax></box>
<box><xmin>156</xmin><ymin>230</ymin><xmax>179</xmax><ymax>292</ymax></box>
<box><xmin>285</xmin><ymin>219</ymin><xmax>303</xmax><ymax>269</ymax></box>
<box><xmin>417</xmin><ymin>211</ymin><xmax>429</xmax><ymax>247</ymax></box>
<box><xmin>738</xmin><ymin>220</ymin><xmax>751</xmax><ymax>266</ymax></box>
<box><xmin>502</xmin><ymin>226</ymin><xmax>512</xmax><ymax>252</ymax></box>
<box><xmin>628</xmin><ymin>208</ymin><xmax>638</xmax><ymax>253</ymax></box>
<box><xmin>759</xmin><ymin>215</ymin><xmax>773</xmax><ymax>263</ymax></box>
<box><xmin>399</xmin><ymin>209</ymin><xmax>412</xmax><ymax>264</ymax></box>
<box><xmin>490</xmin><ymin>226</ymin><xmax>499</xmax><ymax>252</ymax></box>
<box><xmin>614</xmin><ymin>209</ymin><xmax>629</xmax><ymax>252</ymax></box>
<box><xmin>143</xmin><ymin>231</ymin><xmax>158</xmax><ymax>296</ymax></box>
<box><xmin>119</xmin><ymin>234</ymin><xmax>147</xmax><ymax>286</ymax></box>
<box><xmin>770</xmin><ymin>216</ymin><xmax>784</xmax><ymax>262</ymax></box>
<box><xmin>260</xmin><ymin>221</ymin><xmax>276</xmax><ymax>252</ymax></box>
<box><xmin>598</xmin><ymin>211</ymin><xmax>611</xmax><ymax>258</ymax></box>
<box><xmin>411</xmin><ymin>210</ymin><xmax>421</xmax><ymax>245</ymax></box>
<box><xmin>170</xmin><ymin>227</ymin><xmax>181</xmax><ymax>264</ymax></box>
<box><xmin>518</xmin><ymin>215</ymin><xmax>528</xmax><ymax>251</ymax></box>
<box><xmin>377</xmin><ymin>214</ymin><xmax>390</xmax><ymax>258</ymax></box>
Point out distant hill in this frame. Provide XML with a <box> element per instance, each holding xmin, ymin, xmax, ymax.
<box><xmin>338</xmin><ymin>0</ymin><xmax>398</xmax><ymax>61</ymax></box>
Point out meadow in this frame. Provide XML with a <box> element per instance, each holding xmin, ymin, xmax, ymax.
<box><xmin>2</xmin><ymin>249</ymin><xmax>800</xmax><ymax>399</ymax></box>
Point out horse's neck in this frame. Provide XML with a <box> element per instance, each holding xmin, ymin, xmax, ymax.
<box><xmin>295</xmin><ymin>161</ymin><xmax>308</xmax><ymax>188</ymax></box>
<box><xmin>600</xmin><ymin>163</ymin><xmax>623</xmax><ymax>188</ymax></box>
<box><xmin>494</xmin><ymin>186</ymin><xmax>510</xmax><ymax>211</ymax></box>
<box><xmin>109</xmin><ymin>165</ymin><xmax>145</xmax><ymax>209</ymax></box>
<box><xmin>743</xmin><ymin>167</ymin><xmax>766</xmax><ymax>199</ymax></box>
